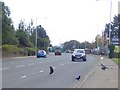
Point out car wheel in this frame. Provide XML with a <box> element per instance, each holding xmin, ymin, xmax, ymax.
<box><xmin>83</xmin><ymin>58</ymin><xmax>86</xmax><ymax>61</ymax></box>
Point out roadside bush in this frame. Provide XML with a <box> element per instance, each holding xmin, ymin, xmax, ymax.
<box><xmin>25</xmin><ymin>47</ymin><xmax>36</xmax><ymax>56</ymax></box>
<box><xmin>2</xmin><ymin>44</ymin><xmax>20</xmax><ymax>54</ymax></box>
<box><xmin>113</xmin><ymin>52</ymin><xmax>120</xmax><ymax>58</ymax></box>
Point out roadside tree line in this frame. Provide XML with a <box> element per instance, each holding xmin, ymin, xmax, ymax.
<box><xmin>1</xmin><ymin>1</ymin><xmax>50</xmax><ymax>57</ymax></box>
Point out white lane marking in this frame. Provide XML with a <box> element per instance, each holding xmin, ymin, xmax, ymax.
<box><xmin>40</xmin><ymin>70</ymin><xmax>44</xmax><ymax>73</ymax></box>
<box><xmin>11</xmin><ymin>62</ymin><xmax>14</xmax><ymax>64</ymax></box>
<box><xmin>101</xmin><ymin>57</ymin><xmax>103</xmax><ymax>60</ymax></box>
<box><xmin>31</xmin><ymin>73</ymin><xmax>35</xmax><ymax>75</ymax></box>
<box><xmin>28</xmin><ymin>63</ymin><xmax>34</xmax><ymax>65</ymax></box>
<box><xmin>61</xmin><ymin>64</ymin><xmax>64</xmax><ymax>66</ymax></box>
<box><xmin>20</xmin><ymin>75</ymin><xmax>27</xmax><ymax>79</ymax></box>
<box><xmin>16</xmin><ymin>65</ymin><xmax>25</xmax><ymax>68</ymax></box>
<box><xmin>2</xmin><ymin>68</ymin><xmax>9</xmax><ymax>70</ymax></box>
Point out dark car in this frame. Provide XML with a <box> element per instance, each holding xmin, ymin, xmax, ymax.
<box><xmin>72</xmin><ymin>49</ymin><xmax>86</xmax><ymax>61</ymax></box>
<box><xmin>37</xmin><ymin>50</ymin><xmax>47</xmax><ymax>58</ymax></box>
<box><xmin>55</xmin><ymin>49</ymin><xmax>62</xmax><ymax>55</ymax></box>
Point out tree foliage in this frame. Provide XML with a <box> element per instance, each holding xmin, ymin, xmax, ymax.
<box><xmin>2</xmin><ymin>2</ymin><xmax>18</xmax><ymax>45</ymax></box>
<box><xmin>2</xmin><ymin>1</ymin><xmax>50</xmax><ymax>53</ymax></box>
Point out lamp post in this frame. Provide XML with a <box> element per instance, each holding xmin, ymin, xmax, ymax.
<box><xmin>35</xmin><ymin>18</ymin><xmax>37</xmax><ymax>56</ymax></box>
<box><xmin>96</xmin><ymin>0</ymin><xmax>112</xmax><ymax>44</ymax></box>
<box><xmin>109</xmin><ymin>0</ymin><xmax>112</xmax><ymax>44</ymax></box>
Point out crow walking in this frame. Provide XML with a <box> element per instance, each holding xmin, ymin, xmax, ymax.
<box><xmin>101</xmin><ymin>63</ymin><xmax>108</xmax><ymax>70</ymax></box>
<box><xmin>75</xmin><ymin>75</ymin><xmax>81</xmax><ymax>80</ymax></box>
<box><xmin>49</xmin><ymin>66</ymin><xmax>54</xmax><ymax>75</ymax></box>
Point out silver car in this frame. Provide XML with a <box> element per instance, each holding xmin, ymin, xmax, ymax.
<box><xmin>71</xmin><ymin>49</ymin><xmax>86</xmax><ymax>61</ymax></box>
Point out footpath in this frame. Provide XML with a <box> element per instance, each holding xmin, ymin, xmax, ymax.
<box><xmin>76</xmin><ymin>55</ymin><xmax>118</xmax><ymax>88</ymax></box>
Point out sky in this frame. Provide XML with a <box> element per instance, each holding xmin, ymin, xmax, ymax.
<box><xmin>2</xmin><ymin>0</ymin><xmax>119</xmax><ymax>46</ymax></box>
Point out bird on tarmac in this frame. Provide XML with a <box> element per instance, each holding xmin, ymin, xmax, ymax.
<box><xmin>49</xmin><ymin>66</ymin><xmax>54</xmax><ymax>75</ymax></box>
<box><xmin>101</xmin><ymin>63</ymin><xmax>108</xmax><ymax>70</ymax></box>
<box><xmin>75</xmin><ymin>75</ymin><xmax>81</xmax><ymax>80</ymax></box>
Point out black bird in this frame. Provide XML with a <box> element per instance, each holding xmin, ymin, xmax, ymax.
<box><xmin>75</xmin><ymin>75</ymin><xmax>81</xmax><ymax>80</ymax></box>
<box><xmin>49</xmin><ymin>66</ymin><xmax>54</xmax><ymax>75</ymax></box>
<box><xmin>101</xmin><ymin>63</ymin><xmax>108</xmax><ymax>70</ymax></box>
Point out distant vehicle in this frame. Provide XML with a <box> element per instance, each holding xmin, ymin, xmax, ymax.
<box><xmin>37</xmin><ymin>50</ymin><xmax>47</xmax><ymax>58</ymax></box>
<box><xmin>55</xmin><ymin>49</ymin><xmax>62</xmax><ymax>55</ymax></box>
<box><xmin>71</xmin><ymin>49</ymin><xmax>86</xmax><ymax>61</ymax></box>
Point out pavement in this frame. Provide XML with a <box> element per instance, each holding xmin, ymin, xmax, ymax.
<box><xmin>75</xmin><ymin>55</ymin><xmax>118</xmax><ymax>88</ymax></box>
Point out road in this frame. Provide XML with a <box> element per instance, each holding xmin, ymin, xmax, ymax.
<box><xmin>2</xmin><ymin>53</ymin><xmax>98</xmax><ymax>88</ymax></box>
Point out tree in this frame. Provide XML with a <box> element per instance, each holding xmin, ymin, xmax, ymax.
<box><xmin>16</xmin><ymin>20</ymin><xmax>31</xmax><ymax>47</ymax></box>
<box><xmin>36</xmin><ymin>25</ymin><xmax>50</xmax><ymax>49</ymax></box>
<box><xmin>63</xmin><ymin>40</ymin><xmax>81</xmax><ymax>50</ymax></box>
<box><xmin>2</xmin><ymin>2</ymin><xmax>18</xmax><ymax>45</ymax></box>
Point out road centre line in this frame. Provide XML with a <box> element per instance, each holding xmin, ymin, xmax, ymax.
<box><xmin>16</xmin><ymin>65</ymin><xmax>25</xmax><ymax>68</ymax></box>
<box><xmin>28</xmin><ymin>63</ymin><xmax>34</xmax><ymax>65</ymax></box>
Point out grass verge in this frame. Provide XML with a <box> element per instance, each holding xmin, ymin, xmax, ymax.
<box><xmin>112</xmin><ymin>58</ymin><xmax>120</xmax><ymax>65</ymax></box>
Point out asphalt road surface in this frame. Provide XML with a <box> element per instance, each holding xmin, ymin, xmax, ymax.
<box><xmin>2</xmin><ymin>53</ymin><xmax>98</xmax><ymax>88</ymax></box>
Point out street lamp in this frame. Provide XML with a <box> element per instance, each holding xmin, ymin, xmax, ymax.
<box><xmin>96</xmin><ymin>0</ymin><xmax>112</xmax><ymax>44</ymax></box>
<box><xmin>35</xmin><ymin>18</ymin><xmax>37</xmax><ymax>56</ymax></box>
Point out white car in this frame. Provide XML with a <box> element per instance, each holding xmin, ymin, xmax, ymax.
<box><xmin>71</xmin><ymin>49</ymin><xmax>86</xmax><ymax>61</ymax></box>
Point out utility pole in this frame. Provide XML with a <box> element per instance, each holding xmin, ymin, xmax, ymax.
<box><xmin>109</xmin><ymin>0</ymin><xmax>112</xmax><ymax>44</ymax></box>
<box><xmin>35</xmin><ymin>18</ymin><xmax>37</xmax><ymax>56</ymax></box>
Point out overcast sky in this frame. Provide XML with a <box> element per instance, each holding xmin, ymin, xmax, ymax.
<box><xmin>2</xmin><ymin>0</ymin><xmax>119</xmax><ymax>46</ymax></box>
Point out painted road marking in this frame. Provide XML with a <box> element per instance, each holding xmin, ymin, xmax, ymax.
<box><xmin>101</xmin><ymin>57</ymin><xmax>103</xmax><ymax>60</ymax></box>
<box><xmin>31</xmin><ymin>73</ymin><xmax>35</xmax><ymax>75</ymax></box>
<box><xmin>11</xmin><ymin>62</ymin><xmax>14</xmax><ymax>64</ymax></box>
<box><xmin>16</xmin><ymin>65</ymin><xmax>25</xmax><ymax>68</ymax></box>
<box><xmin>28</xmin><ymin>63</ymin><xmax>34</xmax><ymax>65</ymax></box>
<box><xmin>40</xmin><ymin>70</ymin><xmax>44</xmax><ymax>73</ymax></box>
<box><xmin>61</xmin><ymin>64</ymin><xmax>64</xmax><ymax>66</ymax></box>
<box><xmin>20</xmin><ymin>75</ymin><xmax>27</xmax><ymax>79</ymax></box>
<box><xmin>2</xmin><ymin>68</ymin><xmax>9</xmax><ymax>70</ymax></box>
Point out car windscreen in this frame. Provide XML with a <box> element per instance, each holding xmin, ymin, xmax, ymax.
<box><xmin>75</xmin><ymin>50</ymin><xmax>84</xmax><ymax>53</ymax></box>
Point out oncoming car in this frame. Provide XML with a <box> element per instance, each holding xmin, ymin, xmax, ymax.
<box><xmin>55</xmin><ymin>49</ymin><xmax>62</xmax><ymax>55</ymax></box>
<box><xmin>71</xmin><ymin>49</ymin><xmax>86</xmax><ymax>61</ymax></box>
<box><xmin>37</xmin><ymin>50</ymin><xmax>47</xmax><ymax>58</ymax></box>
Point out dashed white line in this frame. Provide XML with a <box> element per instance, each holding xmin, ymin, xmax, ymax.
<box><xmin>101</xmin><ymin>57</ymin><xmax>103</xmax><ymax>60</ymax></box>
<box><xmin>28</xmin><ymin>63</ymin><xmax>34</xmax><ymax>65</ymax></box>
<box><xmin>16</xmin><ymin>65</ymin><xmax>25</xmax><ymax>68</ymax></box>
<box><xmin>61</xmin><ymin>64</ymin><xmax>64</xmax><ymax>66</ymax></box>
<box><xmin>20</xmin><ymin>75</ymin><xmax>27</xmax><ymax>79</ymax></box>
<box><xmin>40</xmin><ymin>70</ymin><xmax>44</xmax><ymax>73</ymax></box>
<box><xmin>2</xmin><ymin>68</ymin><xmax>9</xmax><ymax>70</ymax></box>
<box><xmin>11</xmin><ymin>62</ymin><xmax>14</xmax><ymax>64</ymax></box>
<box><xmin>31</xmin><ymin>73</ymin><xmax>35</xmax><ymax>75</ymax></box>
